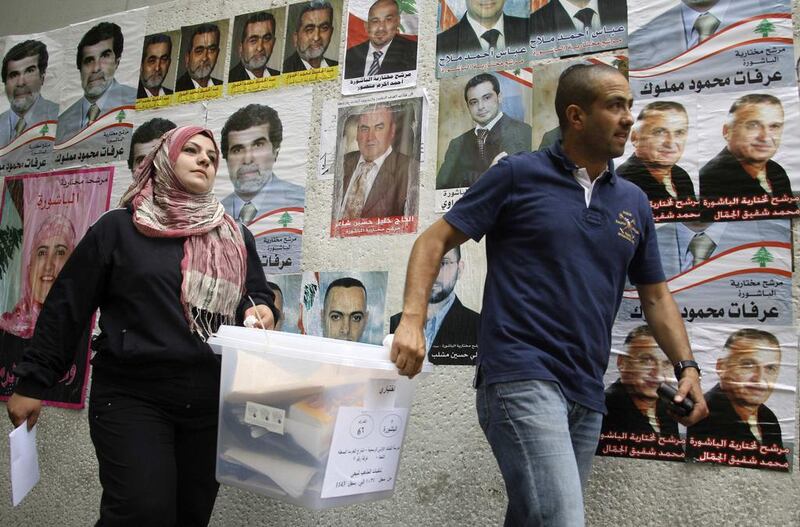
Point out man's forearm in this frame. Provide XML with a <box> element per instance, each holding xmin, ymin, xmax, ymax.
<box><xmin>401</xmin><ymin>229</ymin><xmax>449</xmax><ymax>324</ymax></box>
<box><xmin>638</xmin><ymin>282</ymin><xmax>694</xmax><ymax>366</ymax></box>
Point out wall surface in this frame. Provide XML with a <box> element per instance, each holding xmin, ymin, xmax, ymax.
<box><xmin>1</xmin><ymin>1</ymin><xmax>800</xmax><ymax>526</ymax></box>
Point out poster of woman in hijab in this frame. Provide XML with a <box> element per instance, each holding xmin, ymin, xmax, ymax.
<box><xmin>0</xmin><ymin>166</ymin><xmax>113</xmax><ymax>407</ymax></box>
<box><xmin>628</xmin><ymin>0</ymin><xmax>795</xmax><ymax>99</ymax></box>
<box><xmin>0</xmin><ymin>29</ymin><xmax>65</xmax><ymax>177</ymax></box>
<box><xmin>436</xmin><ymin>0</ymin><xmax>529</xmax><ymax>78</ymax></box>
<box><xmin>208</xmin><ymin>87</ymin><xmax>312</xmax><ymax>274</ymax></box>
<box><xmin>529</xmin><ymin>0</ymin><xmax>627</xmax><ymax>61</ymax></box>
<box><xmin>52</xmin><ymin>9</ymin><xmax>147</xmax><ymax>168</ymax></box>
<box><xmin>331</xmin><ymin>96</ymin><xmax>422</xmax><ymax>238</ymax></box>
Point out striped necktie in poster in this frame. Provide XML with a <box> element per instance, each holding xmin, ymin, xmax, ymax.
<box><xmin>368</xmin><ymin>51</ymin><xmax>383</xmax><ymax>76</ymax></box>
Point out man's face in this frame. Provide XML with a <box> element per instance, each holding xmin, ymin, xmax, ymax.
<box><xmin>466</xmin><ymin>0</ymin><xmax>505</xmax><ymax>23</ymax></box>
<box><xmin>724</xmin><ymin>103</ymin><xmax>784</xmax><ymax>166</ymax></box>
<box><xmin>185</xmin><ymin>31</ymin><xmax>220</xmax><ymax>82</ymax></box>
<box><xmin>4</xmin><ymin>55</ymin><xmax>44</xmax><ymax>114</ymax></box>
<box><xmin>366</xmin><ymin>1</ymin><xmax>400</xmax><ymax>48</ymax></box>
<box><xmin>225</xmin><ymin>124</ymin><xmax>279</xmax><ymax>197</ymax></box>
<box><xmin>240</xmin><ymin>20</ymin><xmax>276</xmax><ymax>73</ymax></box>
<box><xmin>356</xmin><ymin>107</ymin><xmax>395</xmax><ymax>162</ymax></box>
<box><xmin>718</xmin><ymin>338</ymin><xmax>781</xmax><ymax>410</ymax></box>
<box><xmin>293</xmin><ymin>9</ymin><xmax>333</xmax><ymax>63</ymax></box>
<box><xmin>617</xmin><ymin>336</ymin><xmax>672</xmax><ymax>400</ymax></box>
<box><xmin>140</xmin><ymin>42</ymin><xmax>171</xmax><ymax>91</ymax></box>
<box><xmin>632</xmin><ymin>109</ymin><xmax>689</xmax><ymax>168</ymax></box>
<box><xmin>466</xmin><ymin>80</ymin><xmax>501</xmax><ymax>126</ymax></box>
<box><xmin>131</xmin><ymin>138</ymin><xmax>159</xmax><ymax>170</ymax></box>
<box><xmin>80</xmin><ymin>38</ymin><xmax>119</xmax><ymax>100</ymax></box>
<box><xmin>580</xmin><ymin>71</ymin><xmax>634</xmax><ymax>160</ymax></box>
<box><xmin>430</xmin><ymin>249</ymin><xmax>462</xmax><ymax>304</ymax></box>
<box><xmin>29</xmin><ymin>232</ymin><xmax>72</xmax><ymax>305</ymax></box>
<box><xmin>323</xmin><ymin>286</ymin><xmax>367</xmax><ymax>342</ymax></box>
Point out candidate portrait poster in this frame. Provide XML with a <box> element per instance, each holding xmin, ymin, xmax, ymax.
<box><xmin>331</xmin><ymin>95</ymin><xmax>422</xmax><ymax>238</ymax></box>
<box><xmin>0</xmin><ymin>167</ymin><xmax>113</xmax><ymax>408</ymax></box>
<box><xmin>618</xmin><ymin>219</ymin><xmax>792</xmax><ymax>327</ymax></box>
<box><xmin>0</xmin><ymin>28</ymin><xmax>66</xmax><ymax>177</ymax></box>
<box><xmin>436</xmin><ymin>0</ymin><xmax>529</xmax><ymax>78</ymax></box>
<box><xmin>52</xmin><ymin>9</ymin><xmax>147</xmax><ymax>169</ymax></box>
<box><xmin>628</xmin><ymin>0</ymin><xmax>795</xmax><ymax>99</ymax></box>
<box><xmin>134</xmin><ymin>29</ymin><xmax>181</xmax><ymax>110</ymax></box>
<box><xmin>265</xmin><ymin>272</ymin><xmax>302</xmax><ymax>334</ymax></box>
<box><xmin>208</xmin><ymin>87</ymin><xmax>312</xmax><ymax>275</ymax></box>
<box><xmin>529</xmin><ymin>0</ymin><xmax>628</xmax><ymax>61</ymax></box>
<box><xmin>282</xmin><ymin>0</ymin><xmax>343</xmax><ymax>86</ymax></box>
<box><xmin>227</xmin><ymin>8</ymin><xmax>287</xmax><ymax>96</ymax></box>
<box><xmin>436</xmin><ymin>67</ymin><xmax>531</xmax><ymax>213</ymax></box>
<box><xmin>342</xmin><ymin>0</ymin><xmax>419</xmax><ymax>95</ymax></box>
<box><xmin>173</xmin><ymin>19</ymin><xmax>229</xmax><ymax>104</ymax></box>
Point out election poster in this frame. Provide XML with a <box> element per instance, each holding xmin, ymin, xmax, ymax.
<box><xmin>436</xmin><ymin>67</ymin><xmax>531</xmax><ymax>213</ymax></box>
<box><xmin>282</xmin><ymin>0</ymin><xmax>343</xmax><ymax>86</ymax></box>
<box><xmin>331</xmin><ymin>95</ymin><xmax>422</xmax><ymax>238</ymax></box>
<box><xmin>0</xmin><ymin>167</ymin><xmax>113</xmax><ymax>408</ymax></box>
<box><xmin>342</xmin><ymin>0</ymin><xmax>419</xmax><ymax>95</ymax></box>
<box><xmin>208</xmin><ymin>87</ymin><xmax>312</xmax><ymax>275</ymax></box>
<box><xmin>135</xmin><ymin>29</ymin><xmax>181</xmax><ymax>110</ymax></box>
<box><xmin>52</xmin><ymin>9</ymin><xmax>147</xmax><ymax>168</ymax></box>
<box><xmin>227</xmin><ymin>8</ymin><xmax>287</xmax><ymax>96</ymax></box>
<box><xmin>265</xmin><ymin>272</ymin><xmax>302</xmax><ymax>334</ymax></box>
<box><xmin>628</xmin><ymin>0</ymin><xmax>795</xmax><ymax>99</ymax></box>
<box><xmin>0</xmin><ymin>29</ymin><xmax>65</xmax><ymax>176</ymax></box>
<box><xmin>530</xmin><ymin>0</ymin><xmax>627</xmax><ymax>61</ymax></box>
<box><xmin>173</xmin><ymin>19</ymin><xmax>229</xmax><ymax>104</ymax></box>
<box><xmin>436</xmin><ymin>0</ymin><xmax>529</xmax><ymax>78</ymax></box>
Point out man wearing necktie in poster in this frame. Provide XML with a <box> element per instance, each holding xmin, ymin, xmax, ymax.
<box><xmin>344</xmin><ymin>0</ymin><xmax>417</xmax><ymax>79</ymax></box>
<box><xmin>530</xmin><ymin>0</ymin><xmax>627</xmax><ymax>40</ymax></box>
<box><xmin>282</xmin><ymin>1</ymin><xmax>339</xmax><ymax>72</ymax></box>
<box><xmin>175</xmin><ymin>24</ymin><xmax>223</xmax><ymax>92</ymax></box>
<box><xmin>436</xmin><ymin>0</ymin><xmax>529</xmax><ymax>58</ymax></box>
<box><xmin>0</xmin><ymin>40</ymin><xmax>59</xmax><ymax>148</ymax></box>
<box><xmin>55</xmin><ymin>22</ymin><xmax>136</xmax><ymax>144</ymax></box>
<box><xmin>137</xmin><ymin>34</ymin><xmax>174</xmax><ymax>98</ymax></box>
<box><xmin>220</xmin><ymin>104</ymin><xmax>304</xmax><ymax>225</ymax></box>
<box><xmin>338</xmin><ymin>103</ymin><xmax>412</xmax><ymax>220</ymax></box>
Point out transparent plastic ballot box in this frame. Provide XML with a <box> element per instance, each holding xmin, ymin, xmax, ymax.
<box><xmin>208</xmin><ymin>326</ymin><xmax>433</xmax><ymax>510</ymax></box>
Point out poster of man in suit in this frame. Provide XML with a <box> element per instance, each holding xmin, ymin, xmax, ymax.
<box><xmin>342</xmin><ymin>0</ymin><xmax>419</xmax><ymax>95</ymax></box>
<box><xmin>436</xmin><ymin>0</ymin><xmax>529</xmax><ymax>78</ymax></box>
<box><xmin>135</xmin><ymin>30</ymin><xmax>180</xmax><ymax>109</ymax></box>
<box><xmin>173</xmin><ymin>20</ymin><xmax>229</xmax><ymax>103</ymax></box>
<box><xmin>52</xmin><ymin>10</ymin><xmax>146</xmax><ymax>168</ymax></box>
<box><xmin>529</xmin><ymin>0</ymin><xmax>628</xmax><ymax>60</ymax></box>
<box><xmin>227</xmin><ymin>9</ymin><xmax>286</xmax><ymax>95</ymax></box>
<box><xmin>0</xmin><ymin>30</ymin><xmax>63</xmax><ymax>176</ymax></box>
<box><xmin>628</xmin><ymin>0</ymin><xmax>795</xmax><ymax>98</ymax></box>
<box><xmin>282</xmin><ymin>0</ymin><xmax>343</xmax><ymax>85</ymax></box>
<box><xmin>331</xmin><ymin>95</ymin><xmax>422</xmax><ymax>238</ymax></box>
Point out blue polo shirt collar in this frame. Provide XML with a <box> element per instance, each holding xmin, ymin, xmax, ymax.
<box><xmin>547</xmin><ymin>140</ymin><xmax>617</xmax><ymax>184</ymax></box>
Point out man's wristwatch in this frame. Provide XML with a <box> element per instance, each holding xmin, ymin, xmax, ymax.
<box><xmin>674</xmin><ymin>360</ymin><xmax>701</xmax><ymax>381</ymax></box>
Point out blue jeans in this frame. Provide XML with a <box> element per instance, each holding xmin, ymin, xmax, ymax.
<box><xmin>476</xmin><ymin>378</ymin><xmax>603</xmax><ymax>527</ymax></box>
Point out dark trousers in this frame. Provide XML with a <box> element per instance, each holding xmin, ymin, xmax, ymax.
<box><xmin>88</xmin><ymin>368</ymin><xmax>220</xmax><ymax>527</ymax></box>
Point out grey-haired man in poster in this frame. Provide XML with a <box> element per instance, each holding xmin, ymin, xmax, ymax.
<box><xmin>55</xmin><ymin>22</ymin><xmax>136</xmax><ymax>144</ymax></box>
<box><xmin>0</xmin><ymin>40</ymin><xmax>59</xmax><ymax>147</ymax></box>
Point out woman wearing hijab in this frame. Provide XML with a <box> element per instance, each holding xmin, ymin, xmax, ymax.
<box><xmin>6</xmin><ymin>126</ymin><xmax>277</xmax><ymax>526</ymax></box>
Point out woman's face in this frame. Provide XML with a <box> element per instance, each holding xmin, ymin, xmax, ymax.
<box><xmin>173</xmin><ymin>133</ymin><xmax>218</xmax><ymax>194</ymax></box>
<box><xmin>29</xmin><ymin>233</ymin><xmax>72</xmax><ymax>304</ymax></box>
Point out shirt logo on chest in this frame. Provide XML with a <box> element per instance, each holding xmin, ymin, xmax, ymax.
<box><xmin>616</xmin><ymin>211</ymin><xmax>640</xmax><ymax>245</ymax></box>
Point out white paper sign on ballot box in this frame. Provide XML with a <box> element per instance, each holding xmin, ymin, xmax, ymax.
<box><xmin>208</xmin><ymin>327</ymin><xmax>432</xmax><ymax>510</ymax></box>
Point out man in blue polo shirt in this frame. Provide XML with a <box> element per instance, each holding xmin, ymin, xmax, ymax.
<box><xmin>391</xmin><ymin>64</ymin><xmax>708</xmax><ymax>526</ymax></box>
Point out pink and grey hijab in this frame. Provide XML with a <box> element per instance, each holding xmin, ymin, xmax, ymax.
<box><xmin>119</xmin><ymin>126</ymin><xmax>246</xmax><ymax>340</ymax></box>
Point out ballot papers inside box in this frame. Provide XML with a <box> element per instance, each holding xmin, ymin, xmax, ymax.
<box><xmin>208</xmin><ymin>326</ymin><xmax>432</xmax><ymax>509</ymax></box>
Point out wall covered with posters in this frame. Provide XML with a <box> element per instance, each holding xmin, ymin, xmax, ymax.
<box><xmin>0</xmin><ymin>0</ymin><xmax>800</xmax><ymax>525</ymax></box>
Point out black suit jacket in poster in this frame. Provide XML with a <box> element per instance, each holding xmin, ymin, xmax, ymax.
<box><xmin>228</xmin><ymin>61</ymin><xmax>281</xmax><ymax>82</ymax></box>
<box><xmin>174</xmin><ymin>72</ymin><xmax>222</xmax><ymax>92</ymax></box>
<box><xmin>530</xmin><ymin>0</ymin><xmax>627</xmax><ymax>37</ymax></box>
<box><xmin>136</xmin><ymin>80</ymin><xmax>173</xmax><ymax>99</ymax></box>
<box><xmin>344</xmin><ymin>36</ymin><xmax>418</xmax><ymax>79</ymax></box>
<box><xmin>617</xmin><ymin>154</ymin><xmax>696</xmax><ymax>202</ymax></box>
<box><xmin>282</xmin><ymin>52</ymin><xmax>339</xmax><ymax>73</ymax></box>
<box><xmin>700</xmin><ymin>148</ymin><xmax>794</xmax><ymax>201</ymax></box>
<box><xmin>341</xmin><ymin>149</ymin><xmax>412</xmax><ymax>218</ymax></box>
<box><xmin>437</xmin><ymin>13</ymin><xmax>529</xmax><ymax>57</ymax></box>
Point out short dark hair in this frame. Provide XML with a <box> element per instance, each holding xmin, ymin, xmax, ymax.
<box><xmin>2</xmin><ymin>40</ymin><xmax>49</xmax><ymax>83</ymax></box>
<box><xmin>324</xmin><ymin>277</ymin><xmax>367</xmax><ymax>305</ymax></box>
<box><xmin>187</xmin><ymin>23</ymin><xmax>220</xmax><ymax>53</ymax></box>
<box><xmin>723</xmin><ymin>328</ymin><xmax>781</xmax><ymax>356</ymax></box>
<box><xmin>623</xmin><ymin>325</ymin><xmax>653</xmax><ymax>346</ymax></box>
<box><xmin>464</xmin><ymin>73</ymin><xmax>500</xmax><ymax>103</ymax></box>
<box><xmin>728</xmin><ymin>93</ymin><xmax>782</xmax><ymax>116</ymax></box>
<box><xmin>221</xmin><ymin>104</ymin><xmax>283</xmax><ymax>159</ymax></box>
<box><xmin>637</xmin><ymin>101</ymin><xmax>687</xmax><ymax>122</ymax></box>
<box><xmin>295</xmin><ymin>1</ymin><xmax>334</xmax><ymax>33</ymax></box>
<box><xmin>242</xmin><ymin>12</ymin><xmax>277</xmax><ymax>43</ymax></box>
<box><xmin>76</xmin><ymin>22</ymin><xmax>124</xmax><ymax>70</ymax></box>
<box><xmin>555</xmin><ymin>63</ymin><xmax>622</xmax><ymax>131</ymax></box>
<box><xmin>127</xmin><ymin>118</ymin><xmax>176</xmax><ymax>169</ymax></box>
<box><xmin>142</xmin><ymin>33</ymin><xmax>172</xmax><ymax>60</ymax></box>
